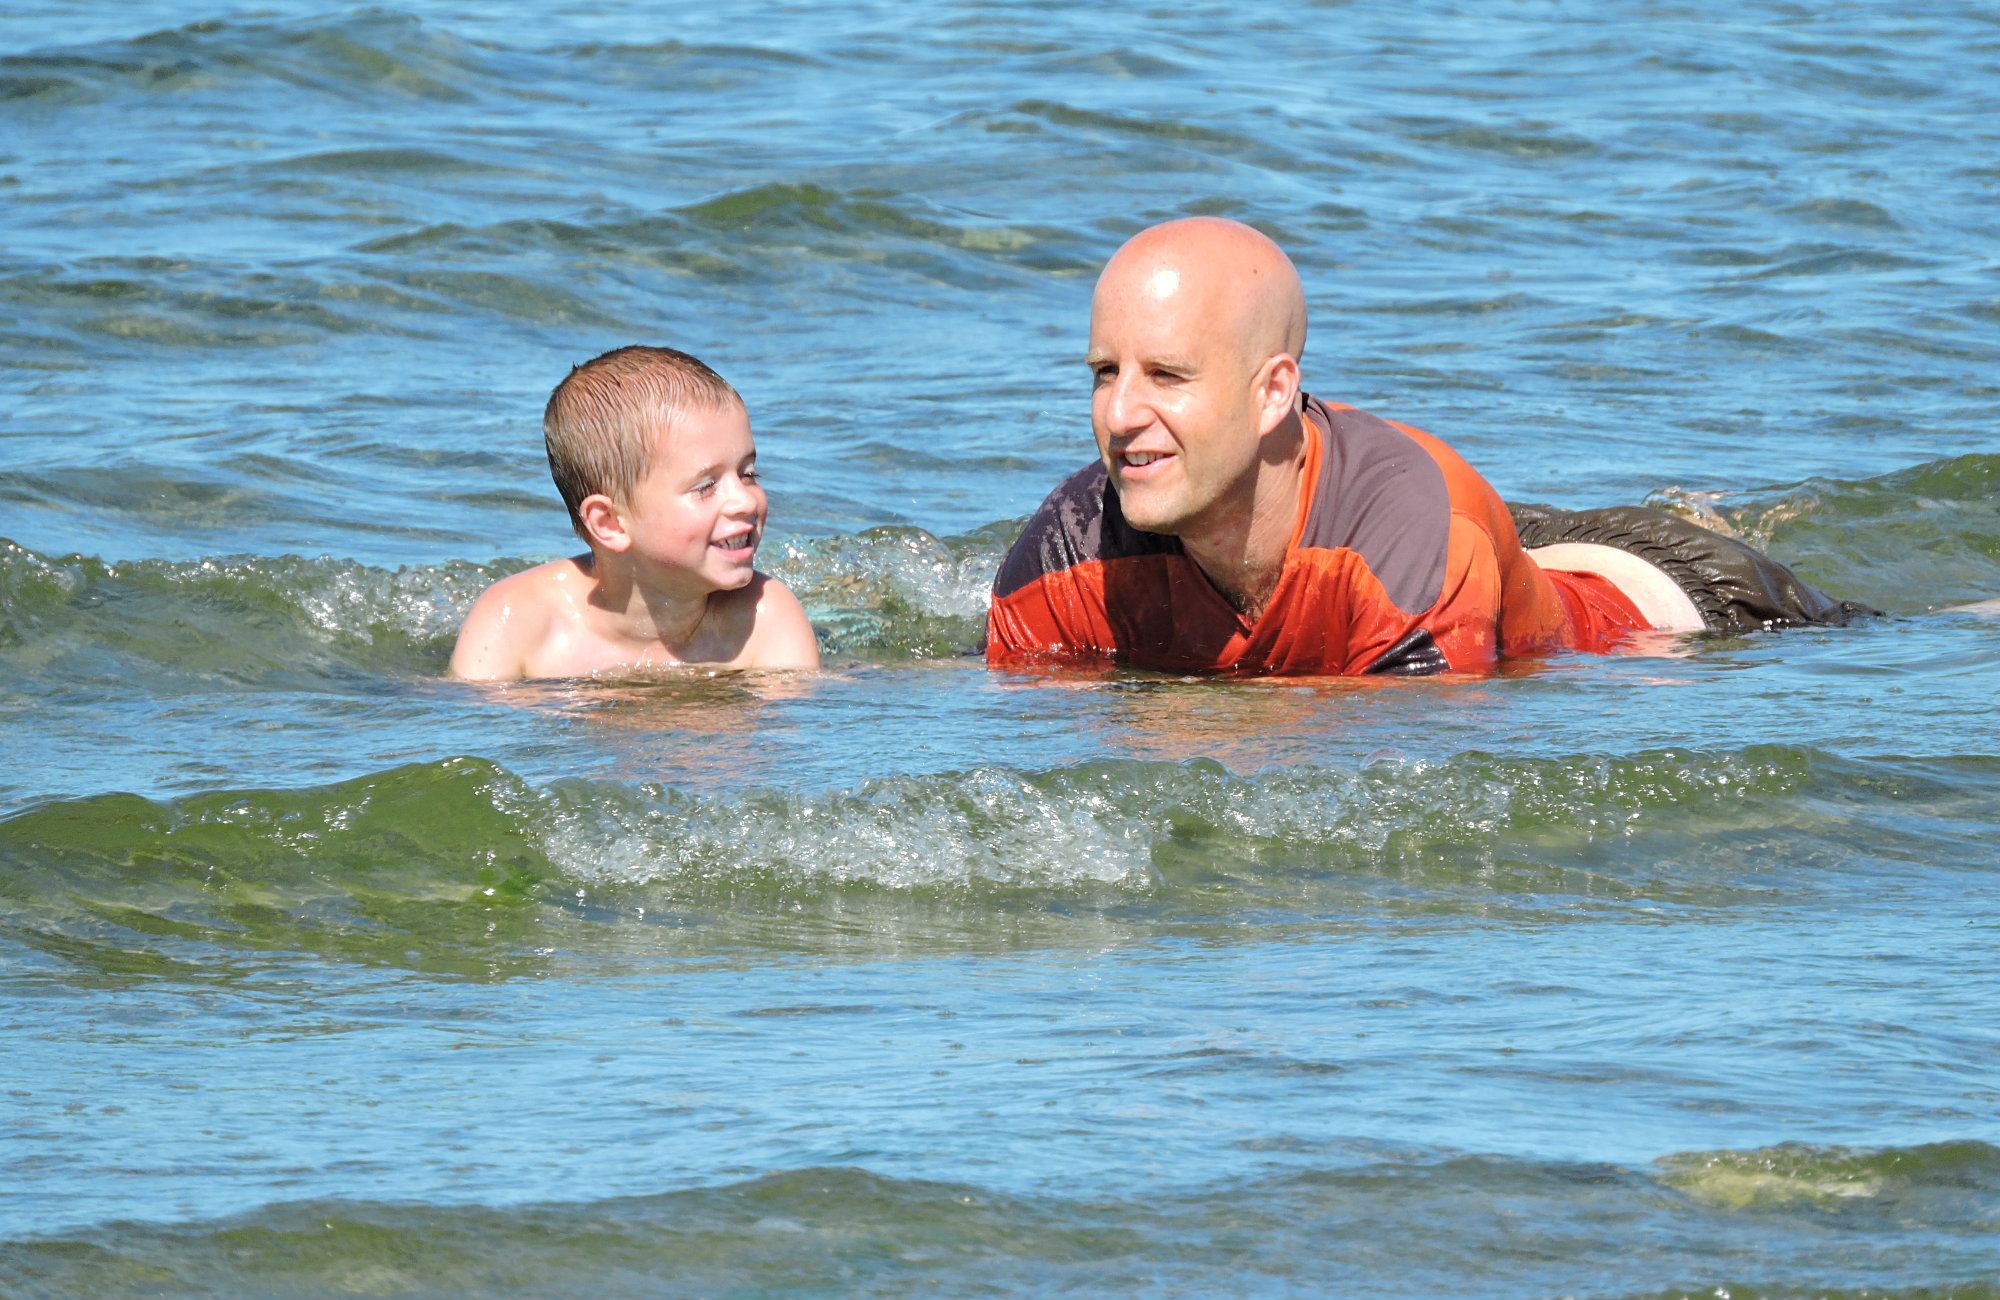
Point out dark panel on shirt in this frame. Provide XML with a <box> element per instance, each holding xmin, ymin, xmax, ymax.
<box><xmin>993</xmin><ymin>461</ymin><xmax>1181</xmax><ymax>600</ymax></box>
<box><xmin>1362</xmin><ymin>627</ymin><xmax>1449</xmax><ymax>675</ymax></box>
<box><xmin>1298</xmin><ymin>397</ymin><xmax>1451</xmax><ymax>615</ymax></box>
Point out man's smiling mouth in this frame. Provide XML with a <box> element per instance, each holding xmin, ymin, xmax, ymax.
<box><xmin>1120</xmin><ymin>450</ymin><xmax>1174</xmax><ymax>472</ymax></box>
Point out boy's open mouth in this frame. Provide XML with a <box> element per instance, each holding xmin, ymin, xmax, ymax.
<box><xmin>711</xmin><ymin>528</ymin><xmax>757</xmax><ymax>556</ymax></box>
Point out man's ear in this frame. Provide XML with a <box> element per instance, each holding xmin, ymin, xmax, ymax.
<box><xmin>1253</xmin><ymin>353</ymin><xmax>1301</xmax><ymax>436</ymax></box>
<box><xmin>578</xmin><ymin>494</ymin><xmax>632</xmax><ymax>552</ymax></box>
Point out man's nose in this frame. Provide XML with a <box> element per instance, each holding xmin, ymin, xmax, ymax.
<box><xmin>1099</xmin><ymin>371</ymin><xmax>1148</xmax><ymax>435</ymax></box>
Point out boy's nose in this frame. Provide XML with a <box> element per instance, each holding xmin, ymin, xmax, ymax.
<box><xmin>722</xmin><ymin>474</ymin><xmax>761</xmax><ymax>514</ymax></box>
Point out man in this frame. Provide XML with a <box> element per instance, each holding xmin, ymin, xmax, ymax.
<box><xmin>986</xmin><ymin>218</ymin><xmax>1867</xmax><ymax>675</ymax></box>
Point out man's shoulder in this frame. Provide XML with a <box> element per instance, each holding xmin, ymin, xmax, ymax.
<box><xmin>1299</xmin><ymin>397</ymin><xmax>1458</xmax><ymax>615</ymax></box>
<box><xmin>1306</xmin><ymin>398</ymin><xmax>1456</xmax><ymax>495</ymax></box>
<box><xmin>994</xmin><ymin>461</ymin><xmax>1176</xmax><ymax>600</ymax></box>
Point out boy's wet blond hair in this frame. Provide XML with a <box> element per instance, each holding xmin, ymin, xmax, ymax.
<box><xmin>542</xmin><ymin>345</ymin><xmax>743</xmax><ymax>539</ymax></box>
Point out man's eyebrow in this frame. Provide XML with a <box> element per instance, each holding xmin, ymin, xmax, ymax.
<box><xmin>1084</xmin><ymin>352</ymin><xmax>1198</xmax><ymax>370</ymax></box>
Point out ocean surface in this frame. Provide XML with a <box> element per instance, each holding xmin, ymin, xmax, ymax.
<box><xmin>4</xmin><ymin>2</ymin><xmax>1999</xmax><ymax>1294</ymax></box>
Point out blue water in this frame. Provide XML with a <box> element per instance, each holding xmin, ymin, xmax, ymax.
<box><xmin>4</xmin><ymin>2</ymin><xmax>2000</xmax><ymax>1294</ymax></box>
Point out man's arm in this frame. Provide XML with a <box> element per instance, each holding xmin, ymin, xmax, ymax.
<box><xmin>1340</xmin><ymin>515</ymin><xmax>1511</xmax><ymax>676</ymax></box>
<box><xmin>987</xmin><ymin>465</ymin><xmax>1127</xmax><ymax>666</ymax></box>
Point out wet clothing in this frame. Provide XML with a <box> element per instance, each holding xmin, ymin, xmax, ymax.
<box><xmin>985</xmin><ymin>395</ymin><xmax>1866</xmax><ymax>676</ymax></box>
<box><xmin>988</xmin><ymin>396</ymin><xmax>1651</xmax><ymax>675</ymax></box>
<box><xmin>1509</xmin><ymin>502</ymin><xmax>1877</xmax><ymax>635</ymax></box>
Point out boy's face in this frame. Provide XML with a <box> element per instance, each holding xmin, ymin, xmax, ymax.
<box><xmin>619</xmin><ymin>400</ymin><xmax>767</xmax><ymax>593</ymax></box>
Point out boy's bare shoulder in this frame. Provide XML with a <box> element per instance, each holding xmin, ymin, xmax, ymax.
<box><xmin>449</xmin><ymin>556</ymin><xmax>593</xmax><ymax>681</ymax></box>
<box><xmin>713</xmin><ymin>571</ymin><xmax>820</xmax><ymax>669</ymax></box>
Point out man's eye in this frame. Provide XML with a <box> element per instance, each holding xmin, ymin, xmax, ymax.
<box><xmin>1090</xmin><ymin>365</ymin><xmax>1115</xmax><ymax>386</ymax></box>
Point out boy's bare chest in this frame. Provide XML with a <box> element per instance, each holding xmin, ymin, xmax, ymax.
<box><xmin>526</xmin><ymin>593</ymin><xmax>753</xmax><ymax>678</ymax></box>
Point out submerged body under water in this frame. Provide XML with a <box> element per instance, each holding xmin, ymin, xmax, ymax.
<box><xmin>5</xmin><ymin>1</ymin><xmax>2000</xmax><ymax>1294</ymax></box>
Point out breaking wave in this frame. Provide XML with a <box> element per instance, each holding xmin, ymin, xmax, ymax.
<box><xmin>1644</xmin><ymin>452</ymin><xmax>2000</xmax><ymax>612</ymax></box>
<box><xmin>5</xmin><ymin>745</ymin><xmax>1996</xmax><ymax>973</ymax></box>
<box><xmin>0</xmin><ymin>526</ymin><xmax>1006</xmax><ymax>687</ymax></box>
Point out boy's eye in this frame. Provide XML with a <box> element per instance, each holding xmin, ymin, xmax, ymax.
<box><xmin>691</xmin><ymin>479</ymin><xmax>717</xmax><ymax>497</ymax></box>
<box><xmin>742</xmin><ymin>467</ymin><xmax>760</xmax><ymax>481</ymax></box>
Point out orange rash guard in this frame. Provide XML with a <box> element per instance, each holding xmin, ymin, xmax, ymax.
<box><xmin>986</xmin><ymin>395</ymin><xmax>1648</xmax><ymax>676</ymax></box>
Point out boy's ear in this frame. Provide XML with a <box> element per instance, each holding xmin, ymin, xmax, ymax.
<box><xmin>578</xmin><ymin>494</ymin><xmax>632</xmax><ymax>552</ymax></box>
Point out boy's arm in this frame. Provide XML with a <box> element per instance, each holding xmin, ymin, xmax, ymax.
<box><xmin>448</xmin><ymin>578</ymin><xmax>537</xmax><ymax>681</ymax></box>
<box><xmin>743</xmin><ymin>575</ymin><xmax>821</xmax><ymax>669</ymax></box>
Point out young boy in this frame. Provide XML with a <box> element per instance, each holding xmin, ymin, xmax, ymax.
<box><xmin>450</xmin><ymin>346</ymin><xmax>820</xmax><ymax>680</ymax></box>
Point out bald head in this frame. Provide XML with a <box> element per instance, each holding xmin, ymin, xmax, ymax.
<box><xmin>1093</xmin><ymin>218</ymin><xmax>1307</xmax><ymax>371</ymax></box>
<box><xmin>1084</xmin><ymin>217</ymin><xmax>1314</xmax><ymax>552</ymax></box>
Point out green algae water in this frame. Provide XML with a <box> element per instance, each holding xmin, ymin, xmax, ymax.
<box><xmin>5</xmin><ymin>2</ymin><xmax>2000</xmax><ymax>1294</ymax></box>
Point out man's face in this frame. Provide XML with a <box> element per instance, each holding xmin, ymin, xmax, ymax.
<box><xmin>618</xmin><ymin>400</ymin><xmax>767</xmax><ymax>595</ymax></box>
<box><xmin>1087</xmin><ymin>262</ymin><xmax>1263</xmax><ymax>537</ymax></box>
